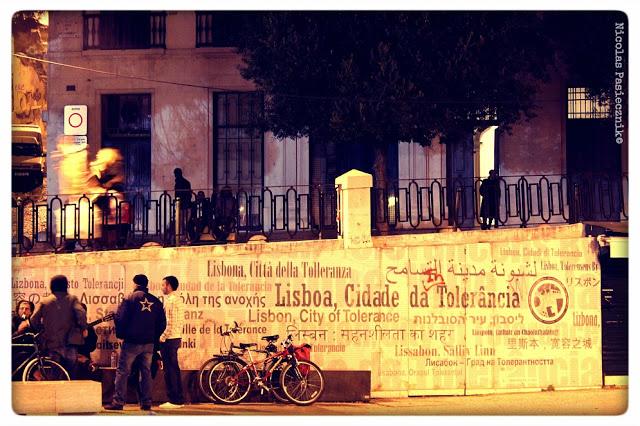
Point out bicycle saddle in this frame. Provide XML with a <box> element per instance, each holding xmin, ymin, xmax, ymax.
<box><xmin>238</xmin><ymin>343</ymin><xmax>257</xmax><ymax>349</ymax></box>
<box><xmin>261</xmin><ymin>334</ymin><xmax>279</xmax><ymax>341</ymax></box>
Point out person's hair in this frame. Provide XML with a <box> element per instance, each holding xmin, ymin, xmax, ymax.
<box><xmin>163</xmin><ymin>275</ymin><xmax>179</xmax><ymax>291</ymax></box>
<box><xmin>133</xmin><ymin>274</ymin><xmax>149</xmax><ymax>287</ymax></box>
<box><xmin>50</xmin><ymin>275</ymin><xmax>69</xmax><ymax>293</ymax></box>
<box><xmin>16</xmin><ymin>300</ymin><xmax>34</xmax><ymax>314</ymax></box>
<box><xmin>174</xmin><ymin>167</ymin><xmax>182</xmax><ymax>177</ymax></box>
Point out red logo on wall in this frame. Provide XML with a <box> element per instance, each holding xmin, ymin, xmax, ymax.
<box><xmin>528</xmin><ymin>277</ymin><xmax>569</xmax><ymax>324</ymax></box>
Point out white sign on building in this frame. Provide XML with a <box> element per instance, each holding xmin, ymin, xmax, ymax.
<box><xmin>63</xmin><ymin>105</ymin><xmax>87</xmax><ymax>135</ymax></box>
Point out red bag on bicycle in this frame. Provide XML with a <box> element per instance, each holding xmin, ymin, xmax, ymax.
<box><xmin>294</xmin><ymin>344</ymin><xmax>311</xmax><ymax>375</ymax></box>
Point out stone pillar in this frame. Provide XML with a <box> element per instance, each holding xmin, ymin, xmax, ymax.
<box><xmin>335</xmin><ymin>169</ymin><xmax>373</xmax><ymax>249</ymax></box>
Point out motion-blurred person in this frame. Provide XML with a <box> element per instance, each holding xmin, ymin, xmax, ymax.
<box><xmin>88</xmin><ymin>148</ymin><xmax>129</xmax><ymax>247</ymax></box>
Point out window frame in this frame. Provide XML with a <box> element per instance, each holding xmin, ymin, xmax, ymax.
<box><xmin>213</xmin><ymin>91</ymin><xmax>265</xmax><ymax>191</ymax></box>
<box><xmin>82</xmin><ymin>11</ymin><xmax>167</xmax><ymax>50</ymax></box>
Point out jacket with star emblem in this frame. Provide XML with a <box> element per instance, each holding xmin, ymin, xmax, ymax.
<box><xmin>114</xmin><ymin>285</ymin><xmax>167</xmax><ymax>344</ymax></box>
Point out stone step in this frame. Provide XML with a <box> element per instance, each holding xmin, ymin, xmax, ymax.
<box><xmin>13</xmin><ymin>380</ymin><xmax>102</xmax><ymax>415</ymax></box>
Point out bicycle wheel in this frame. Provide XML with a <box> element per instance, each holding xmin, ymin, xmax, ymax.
<box><xmin>268</xmin><ymin>363</ymin><xmax>289</xmax><ymax>403</ymax></box>
<box><xmin>197</xmin><ymin>358</ymin><xmax>220</xmax><ymax>402</ymax></box>
<box><xmin>280</xmin><ymin>360</ymin><xmax>325</xmax><ymax>405</ymax></box>
<box><xmin>22</xmin><ymin>358</ymin><xmax>70</xmax><ymax>381</ymax></box>
<box><xmin>208</xmin><ymin>360</ymin><xmax>251</xmax><ymax>404</ymax></box>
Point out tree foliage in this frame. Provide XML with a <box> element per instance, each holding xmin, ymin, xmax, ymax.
<box><xmin>238</xmin><ymin>11</ymin><xmax>562</xmax><ymax>147</ymax></box>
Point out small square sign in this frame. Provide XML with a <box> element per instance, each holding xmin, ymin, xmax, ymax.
<box><xmin>64</xmin><ymin>105</ymin><xmax>87</xmax><ymax>135</ymax></box>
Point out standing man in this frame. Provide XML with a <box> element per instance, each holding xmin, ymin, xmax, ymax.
<box><xmin>174</xmin><ymin>167</ymin><xmax>192</xmax><ymax>208</ymax></box>
<box><xmin>174</xmin><ymin>168</ymin><xmax>192</xmax><ymax>238</ymax></box>
<box><xmin>19</xmin><ymin>275</ymin><xmax>87</xmax><ymax>378</ymax></box>
<box><xmin>479</xmin><ymin>169</ymin><xmax>501</xmax><ymax>230</ymax></box>
<box><xmin>158</xmin><ymin>275</ymin><xmax>185</xmax><ymax>409</ymax></box>
<box><xmin>105</xmin><ymin>274</ymin><xmax>166</xmax><ymax>411</ymax></box>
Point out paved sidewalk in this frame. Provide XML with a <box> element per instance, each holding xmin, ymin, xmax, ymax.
<box><xmin>99</xmin><ymin>387</ymin><xmax>628</xmax><ymax>416</ymax></box>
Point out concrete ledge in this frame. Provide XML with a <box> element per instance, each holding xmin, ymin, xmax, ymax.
<box><xmin>373</xmin><ymin>223</ymin><xmax>588</xmax><ymax>248</ymax></box>
<box><xmin>12</xmin><ymin>224</ymin><xmax>590</xmax><ymax>269</ymax></box>
<box><xmin>13</xmin><ymin>380</ymin><xmax>102</xmax><ymax>414</ymax></box>
<box><xmin>604</xmin><ymin>376</ymin><xmax>628</xmax><ymax>387</ymax></box>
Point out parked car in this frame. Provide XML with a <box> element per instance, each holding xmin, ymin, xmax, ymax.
<box><xmin>12</xmin><ymin>124</ymin><xmax>46</xmax><ymax>193</ymax></box>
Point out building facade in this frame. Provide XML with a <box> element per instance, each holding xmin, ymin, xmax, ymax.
<box><xmin>45</xmin><ymin>11</ymin><xmax>628</xmax><ymax>236</ymax></box>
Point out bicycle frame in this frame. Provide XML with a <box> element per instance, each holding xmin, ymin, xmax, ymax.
<box><xmin>234</xmin><ymin>346</ymin><xmax>291</xmax><ymax>386</ymax></box>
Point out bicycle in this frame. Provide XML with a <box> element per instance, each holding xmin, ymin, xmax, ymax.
<box><xmin>208</xmin><ymin>334</ymin><xmax>325</xmax><ymax>406</ymax></box>
<box><xmin>12</xmin><ymin>332</ymin><xmax>70</xmax><ymax>381</ymax></box>
<box><xmin>196</xmin><ymin>322</ymin><xmax>243</xmax><ymax>402</ymax></box>
<box><xmin>197</xmin><ymin>322</ymin><xmax>288</xmax><ymax>403</ymax></box>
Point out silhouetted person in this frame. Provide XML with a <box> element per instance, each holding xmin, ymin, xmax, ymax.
<box><xmin>480</xmin><ymin>169</ymin><xmax>501</xmax><ymax>230</ymax></box>
<box><xmin>188</xmin><ymin>191</ymin><xmax>212</xmax><ymax>241</ymax></box>
<box><xmin>213</xmin><ymin>186</ymin><xmax>237</xmax><ymax>242</ymax></box>
<box><xmin>174</xmin><ymin>168</ymin><xmax>193</xmax><ymax>240</ymax></box>
<box><xmin>174</xmin><ymin>168</ymin><xmax>192</xmax><ymax>209</ymax></box>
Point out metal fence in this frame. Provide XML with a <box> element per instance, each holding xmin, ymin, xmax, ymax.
<box><xmin>12</xmin><ymin>173</ymin><xmax>627</xmax><ymax>256</ymax></box>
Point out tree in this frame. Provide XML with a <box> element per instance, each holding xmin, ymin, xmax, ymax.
<box><xmin>236</xmin><ymin>11</ymin><xmax>623</xmax><ymax>207</ymax></box>
<box><xmin>543</xmin><ymin>11</ymin><xmax>628</xmax><ymax>105</ymax></box>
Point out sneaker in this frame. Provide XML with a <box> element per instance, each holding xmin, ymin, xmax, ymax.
<box><xmin>158</xmin><ymin>402</ymin><xmax>184</xmax><ymax>409</ymax></box>
<box><xmin>104</xmin><ymin>403</ymin><xmax>124</xmax><ymax>411</ymax></box>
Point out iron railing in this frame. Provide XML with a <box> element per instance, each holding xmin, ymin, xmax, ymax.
<box><xmin>12</xmin><ymin>173</ymin><xmax>627</xmax><ymax>256</ymax></box>
<box><xmin>372</xmin><ymin>173</ymin><xmax>627</xmax><ymax>232</ymax></box>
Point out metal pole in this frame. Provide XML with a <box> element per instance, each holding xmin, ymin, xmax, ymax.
<box><xmin>175</xmin><ymin>198</ymin><xmax>181</xmax><ymax>247</ymax></box>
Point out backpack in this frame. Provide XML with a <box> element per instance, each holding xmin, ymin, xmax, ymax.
<box><xmin>294</xmin><ymin>344</ymin><xmax>312</xmax><ymax>375</ymax></box>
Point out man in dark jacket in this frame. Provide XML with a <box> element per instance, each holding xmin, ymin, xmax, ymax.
<box><xmin>105</xmin><ymin>274</ymin><xmax>166</xmax><ymax>411</ymax></box>
<box><xmin>480</xmin><ymin>169</ymin><xmax>501</xmax><ymax>230</ymax></box>
<box><xmin>19</xmin><ymin>275</ymin><xmax>88</xmax><ymax>379</ymax></box>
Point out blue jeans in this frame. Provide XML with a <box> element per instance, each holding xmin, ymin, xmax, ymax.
<box><xmin>113</xmin><ymin>342</ymin><xmax>154</xmax><ymax>406</ymax></box>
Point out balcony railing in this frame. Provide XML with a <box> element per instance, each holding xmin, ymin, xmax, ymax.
<box><xmin>12</xmin><ymin>174</ymin><xmax>627</xmax><ymax>256</ymax></box>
